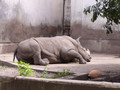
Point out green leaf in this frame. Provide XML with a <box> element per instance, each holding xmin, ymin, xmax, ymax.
<box><xmin>84</xmin><ymin>6</ymin><xmax>92</xmax><ymax>15</ymax></box>
<box><xmin>17</xmin><ymin>61</ymin><xmax>35</xmax><ymax>77</ymax></box>
<box><xmin>91</xmin><ymin>12</ymin><xmax>98</xmax><ymax>22</ymax></box>
<box><xmin>84</xmin><ymin>0</ymin><xmax>120</xmax><ymax>33</ymax></box>
<box><xmin>96</xmin><ymin>0</ymin><xmax>98</xmax><ymax>2</ymax></box>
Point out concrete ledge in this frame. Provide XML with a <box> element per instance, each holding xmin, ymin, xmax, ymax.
<box><xmin>81</xmin><ymin>40</ymin><xmax>120</xmax><ymax>54</ymax></box>
<box><xmin>0</xmin><ymin>59</ymin><xmax>17</xmax><ymax>68</ymax></box>
<box><xmin>1</xmin><ymin>76</ymin><xmax>120</xmax><ymax>90</ymax></box>
<box><xmin>0</xmin><ymin>43</ymin><xmax>17</xmax><ymax>54</ymax></box>
<box><xmin>0</xmin><ymin>53</ymin><xmax>120</xmax><ymax>90</ymax></box>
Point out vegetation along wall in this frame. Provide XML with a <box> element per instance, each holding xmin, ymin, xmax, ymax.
<box><xmin>71</xmin><ymin>0</ymin><xmax>120</xmax><ymax>53</ymax></box>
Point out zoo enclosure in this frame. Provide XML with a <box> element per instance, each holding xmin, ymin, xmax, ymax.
<box><xmin>0</xmin><ymin>0</ymin><xmax>119</xmax><ymax>54</ymax></box>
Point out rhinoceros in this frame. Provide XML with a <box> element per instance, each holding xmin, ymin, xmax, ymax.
<box><xmin>13</xmin><ymin>36</ymin><xmax>91</xmax><ymax>65</ymax></box>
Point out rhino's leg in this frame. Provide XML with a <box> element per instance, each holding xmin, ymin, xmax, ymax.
<box><xmin>41</xmin><ymin>49</ymin><xmax>61</xmax><ymax>64</ymax></box>
<box><xmin>61</xmin><ymin>49</ymin><xmax>86</xmax><ymax>64</ymax></box>
<box><xmin>16</xmin><ymin>54</ymin><xmax>32</xmax><ymax>64</ymax></box>
<box><xmin>33</xmin><ymin>52</ymin><xmax>49</xmax><ymax>65</ymax></box>
<box><xmin>47</xmin><ymin>57</ymin><xmax>61</xmax><ymax>64</ymax></box>
<box><xmin>16</xmin><ymin>53</ymin><xmax>25</xmax><ymax>62</ymax></box>
<box><xmin>16</xmin><ymin>54</ymin><xmax>22</xmax><ymax>62</ymax></box>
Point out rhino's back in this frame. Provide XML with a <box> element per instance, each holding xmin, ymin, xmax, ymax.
<box><xmin>36</xmin><ymin>36</ymin><xmax>75</xmax><ymax>48</ymax></box>
<box><xmin>35</xmin><ymin>36</ymin><xmax>76</xmax><ymax>55</ymax></box>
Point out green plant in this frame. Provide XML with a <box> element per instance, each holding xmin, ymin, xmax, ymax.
<box><xmin>40</xmin><ymin>66</ymin><xmax>71</xmax><ymax>79</ymax></box>
<box><xmin>84</xmin><ymin>0</ymin><xmax>120</xmax><ymax>34</ymax></box>
<box><xmin>17</xmin><ymin>61</ymin><xmax>35</xmax><ymax>77</ymax></box>
<box><xmin>52</xmin><ymin>69</ymin><xmax>70</xmax><ymax>79</ymax></box>
<box><xmin>0</xmin><ymin>65</ymin><xmax>7</xmax><ymax>68</ymax></box>
<box><xmin>40</xmin><ymin>65</ymin><xmax>49</xmax><ymax>78</ymax></box>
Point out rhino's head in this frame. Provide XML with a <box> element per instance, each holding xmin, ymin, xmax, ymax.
<box><xmin>76</xmin><ymin>37</ymin><xmax>92</xmax><ymax>62</ymax></box>
<box><xmin>82</xmin><ymin>48</ymin><xmax>91</xmax><ymax>62</ymax></box>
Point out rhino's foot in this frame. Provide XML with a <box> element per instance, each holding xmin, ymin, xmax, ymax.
<box><xmin>79</xmin><ymin>60</ymin><xmax>86</xmax><ymax>64</ymax></box>
<box><xmin>40</xmin><ymin>58</ymin><xmax>50</xmax><ymax>66</ymax></box>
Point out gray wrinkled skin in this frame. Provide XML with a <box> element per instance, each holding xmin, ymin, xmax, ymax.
<box><xmin>13</xmin><ymin>36</ymin><xmax>91</xmax><ymax>65</ymax></box>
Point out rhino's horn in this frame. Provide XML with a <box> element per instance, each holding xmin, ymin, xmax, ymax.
<box><xmin>76</xmin><ymin>36</ymin><xmax>82</xmax><ymax>46</ymax></box>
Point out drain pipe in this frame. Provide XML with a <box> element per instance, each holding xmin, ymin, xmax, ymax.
<box><xmin>62</xmin><ymin>0</ymin><xmax>71</xmax><ymax>36</ymax></box>
<box><xmin>62</xmin><ymin>0</ymin><xmax>65</xmax><ymax>35</ymax></box>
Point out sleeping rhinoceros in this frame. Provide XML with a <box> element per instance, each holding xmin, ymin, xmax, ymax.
<box><xmin>13</xmin><ymin>36</ymin><xmax>91</xmax><ymax>65</ymax></box>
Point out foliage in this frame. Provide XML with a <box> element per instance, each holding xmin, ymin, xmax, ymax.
<box><xmin>40</xmin><ymin>65</ymin><xmax>70</xmax><ymax>79</ymax></box>
<box><xmin>0</xmin><ymin>65</ymin><xmax>7</xmax><ymax>68</ymax></box>
<box><xmin>17</xmin><ymin>61</ymin><xmax>70</xmax><ymax>79</ymax></box>
<box><xmin>17</xmin><ymin>61</ymin><xmax>35</xmax><ymax>77</ymax></box>
<box><xmin>40</xmin><ymin>65</ymin><xmax>49</xmax><ymax>78</ymax></box>
<box><xmin>52</xmin><ymin>69</ymin><xmax>70</xmax><ymax>79</ymax></box>
<box><xmin>84</xmin><ymin>0</ymin><xmax>120</xmax><ymax>34</ymax></box>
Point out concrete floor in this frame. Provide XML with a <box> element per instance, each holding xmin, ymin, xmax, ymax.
<box><xmin>0</xmin><ymin>53</ymin><xmax>120</xmax><ymax>90</ymax></box>
<box><xmin>0</xmin><ymin>53</ymin><xmax>120</xmax><ymax>74</ymax></box>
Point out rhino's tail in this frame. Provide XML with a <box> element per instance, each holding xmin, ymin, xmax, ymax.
<box><xmin>13</xmin><ymin>48</ymin><xmax>17</xmax><ymax>62</ymax></box>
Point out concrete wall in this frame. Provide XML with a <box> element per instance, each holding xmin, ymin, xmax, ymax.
<box><xmin>0</xmin><ymin>0</ymin><xmax>119</xmax><ymax>54</ymax></box>
<box><xmin>71</xmin><ymin>0</ymin><xmax>120</xmax><ymax>53</ymax></box>
<box><xmin>0</xmin><ymin>0</ymin><xmax>63</xmax><ymax>53</ymax></box>
<box><xmin>1</xmin><ymin>76</ymin><xmax>120</xmax><ymax>90</ymax></box>
<box><xmin>0</xmin><ymin>0</ymin><xmax>63</xmax><ymax>43</ymax></box>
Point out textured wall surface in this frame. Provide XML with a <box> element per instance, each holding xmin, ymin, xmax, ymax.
<box><xmin>0</xmin><ymin>0</ymin><xmax>63</xmax><ymax>43</ymax></box>
<box><xmin>0</xmin><ymin>0</ymin><xmax>119</xmax><ymax>54</ymax></box>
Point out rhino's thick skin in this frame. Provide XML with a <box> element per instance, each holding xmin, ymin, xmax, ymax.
<box><xmin>13</xmin><ymin>36</ymin><xmax>91</xmax><ymax>65</ymax></box>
